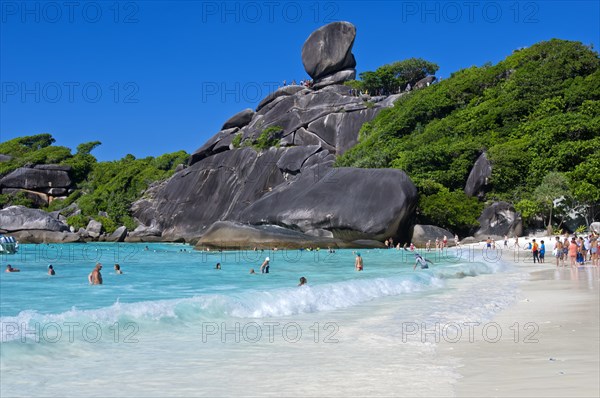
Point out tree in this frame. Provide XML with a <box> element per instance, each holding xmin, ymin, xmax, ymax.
<box><xmin>358</xmin><ymin>58</ymin><xmax>439</xmax><ymax>95</ymax></box>
<box><xmin>418</xmin><ymin>188</ymin><xmax>484</xmax><ymax>234</ymax></box>
<box><xmin>534</xmin><ymin>172</ymin><xmax>570</xmax><ymax>234</ymax></box>
<box><xmin>76</xmin><ymin>141</ymin><xmax>102</xmax><ymax>155</ymax></box>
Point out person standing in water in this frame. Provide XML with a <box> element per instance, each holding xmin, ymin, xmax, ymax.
<box><xmin>355</xmin><ymin>253</ymin><xmax>363</xmax><ymax>271</ymax></box>
<box><xmin>413</xmin><ymin>253</ymin><xmax>433</xmax><ymax>270</ymax></box>
<box><xmin>298</xmin><ymin>277</ymin><xmax>307</xmax><ymax>286</ymax></box>
<box><xmin>260</xmin><ymin>257</ymin><xmax>270</xmax><ymax>274</ymax></box>
<box><xmin>114</xmin><ymin>264</ymin><xmax>123</xmax><ymax>274</ymax></box>
<box><xmin>48</xmin><ymin>265</ymin><xmax>55</xmax><ymax>275</ymax></box>
<box><xmin>88</xmin><ymin>263</ymin><xmax>103</xmax><ymax>285</ymax></box>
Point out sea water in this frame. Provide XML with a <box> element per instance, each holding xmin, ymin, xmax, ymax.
<box><xmin>0</xmin><ymin>243</ymin><xmax>525</xmax><ymax>397</ymax></box>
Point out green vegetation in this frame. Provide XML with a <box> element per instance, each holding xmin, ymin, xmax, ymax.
<box><xmin>338</xmin><ymin>40</ymin><xmax>600</xmax><ymax>233</ymax></box>
<box><xmin>0</xmin><ymin>134</ymin><xmax>188</xmax><ymax>232</ymax></box>
<box><xmin>254</xmin><ymin>126</ymin><xmax>283</xmax><ymax>150</ymax></box>
<box><xmin>231</xmin><ymin>133</ymin><xmax>242</xmax><ymax>149</ymax></box>
<box><xmin>345</xmin><ymin>58</ymin><xmax>439</xmax><ymax>95</ymax></box>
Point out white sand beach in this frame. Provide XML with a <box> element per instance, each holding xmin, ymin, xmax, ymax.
<box><xmin>452</xmin><ymin>237</ymin><xmax>600</xmax><ymax>397</ymax></box>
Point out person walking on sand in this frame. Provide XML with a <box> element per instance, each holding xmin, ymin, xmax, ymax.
<box><xmin>355</xmin><ymin>253</ymin><xmax>363</xmax><ymax>271</ymax></box>
<box><xmin>532</xmin><ymin>239</ymin><xmax>539</xmax><ymax>263</ymax></box>
<box><xmin>260</xmin><ymin>257</ymin><xmax>270</xmax><ymax>274</ymax></box>
<box><xmin>504</xmin><ymin>235</ymin><xmax>509</xmax><ymax>248</ymax></box>
<box><xmin>554</xmin><ymin>236</ymin><xmax>564</xmax><ymax>267</ymax></box>
<box><xmin>539</xmin><ymin>240</ymin><xmax>546</xmax><ymax>263</ymax></box>
<box><xmin>88</xmin><ymin>263</ymin><xmax>103</xmax><ymax>285</ymax></box>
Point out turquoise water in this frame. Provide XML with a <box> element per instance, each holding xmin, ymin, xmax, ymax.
<box><xmin>1</xmin><ymin>243</ymin><xmax>522</xmax><ymax>396</ymax></box>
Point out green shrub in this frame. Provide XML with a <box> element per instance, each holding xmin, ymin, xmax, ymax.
<box><xmin>231</xmin><ymin>134</ymin><xmax>242</xmax><ymax>148</ymax></box>
<box><xmin>255</xmin><ymin>126</ymin><xmax>282</xmax><ymax>150</ymax></box>
<box><xmin>67</xmin><ymin>214</ymin><xmax>89</xmax><ymax>230</ymax></box>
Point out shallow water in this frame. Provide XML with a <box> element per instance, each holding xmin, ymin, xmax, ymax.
<box><xmin>1</xmin><ymin>243</ymin><xmax>524</xmax><ymax>396</ymax></box>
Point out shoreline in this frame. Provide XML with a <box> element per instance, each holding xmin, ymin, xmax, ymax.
<box><xmin>449</xmin><ymin>249</ymin><xmax>600</xmax><ymax>397</ymax></box>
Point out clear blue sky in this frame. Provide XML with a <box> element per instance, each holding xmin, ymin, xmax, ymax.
<box><xmin>1</xmin><ymin>0</ymin><xmax>598</xmax><ymax>161</ymax></box>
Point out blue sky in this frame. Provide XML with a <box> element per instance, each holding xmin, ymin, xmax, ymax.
<box><xmin>1</xmin><ymin>0</ymin><xmax>599</xmax><ymax>161</ymax></box>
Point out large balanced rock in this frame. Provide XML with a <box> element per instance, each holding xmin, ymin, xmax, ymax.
<box><xmin>0</xmin><ymin>205</ymin><xmax>69</xmax><ymax>232</ymax></box>
<box><xmin>474</xmin><ymin>202</ymin><xmax>522</xmax><ymax>240</ymax></box>
<box><xmin>465</xmin><ymin>152</ymin><xmax>492</xmax><ymax>198</ymax></box>
<box><xmin>411</xmin><ymin>224</ymin><xmax>455</xmax><ymax>247</ymax></box>
<box><xmin>302</xmin><ymin>21</ymin><xmax>357</xmax><ymax>81</ymax></box>
<box><xmin>239</xmin><ymin>167</ymin><xmax>418</xmax><ymax>242</ymax></box>
<box><xmin>0</xmin><ymin>166</ymin><xmax>71</xmax><ymax>190</ymax></box>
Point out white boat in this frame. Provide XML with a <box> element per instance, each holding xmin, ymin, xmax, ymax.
<box><xmin>0</xmin><ymin>235</ymin><xmax>18</xmax><ymax>254</ymax></box>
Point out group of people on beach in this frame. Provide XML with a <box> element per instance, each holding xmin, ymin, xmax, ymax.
<box><xmin>553</xmin><ymin>234</ymin><xmax>599</xmax><ymax>267</ymax></box>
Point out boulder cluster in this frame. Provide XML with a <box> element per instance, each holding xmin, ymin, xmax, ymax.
<box><xmin>0</xmin><ymin>21</ymin><xmax>524</xmax><ymax>247</ymax></box>
<box><xmin>0</xmin><ymin>164</ymin><xmax>74</xmax><ymax>207</ymax></box>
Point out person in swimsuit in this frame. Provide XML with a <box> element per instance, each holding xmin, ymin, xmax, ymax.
<box><xmin>554</xmin><ymin>236</ymin><xmax>563</xmax><ymax>267</ymax></box>
<box><xmin>5</xmin><ymin>264</ymin><xmax>20</xmax><ymax>273</ymax></box>
<box><xmin>355</xmin><ymin>253</ymin><xmax>363</xmax><ymax>271</ymax></box>
<box><xmin>88</xmin><ymin>263</ymin><xmax>103</xmax><ymax>285</ymax></box>
<box><xmin>48</xmin><ymin>265</ymin><xmax>55</xmax><ymax>275</ymax></box>
<box><xmin>298</xmin><ymin>276</ymin><xmax>307</xmax><ymax>286</ymax></box>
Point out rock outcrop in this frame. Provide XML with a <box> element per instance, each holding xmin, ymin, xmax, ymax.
<box><xmin>239</xmin><ymin>167</ymin><xmax>417</xmax><ymax>242</ymax></box>
<box><xmin>411</xmin><ymin>224</ymin><xmax>455</xmax><ymax>247</ymax></box>
<box><xmin>0</xmin><ymin>205</ymin><xmax>69</xmax><ymax>232</ymax></box>
<box><xmin>465</xmin><ymin>152</ymin><xmax>492</xmax><ymax>198</ymax></box>
<box><xmin>86</xmin><ymin>219</ymin><xmax>103</xmax><ymax>238</ymax></box>
<box><xmin>221</xmin><ymin>108</ymin><xmax>255</xmax><ymax>130</ymax></box>
<box><xmin>474</xmin><ymin>202</ymin><xmax>522</xmax><ymax>240</ymax></box>
<box><xmin>301</xmin><ymin>21</ymin><xmax>356</xmax><ymax>82</ymax></box>
<box><xmin>0</xmin><ymin>166</ymin><xmax>72</xmax><ymax>190</ymax></box>
<box><xmin>129</xmin><ymin>22</ymin><xmax>417</xmax><ymax>247</ymax></box>
<box><xmin>107</xmin><ymin>226</ymin><xmax>128</xmax><ymax>242</ymax></box>
<box><xmin>0</xmin><ymin>165</ymin><xmax>74</xmax><ymax>207</ymax></box>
